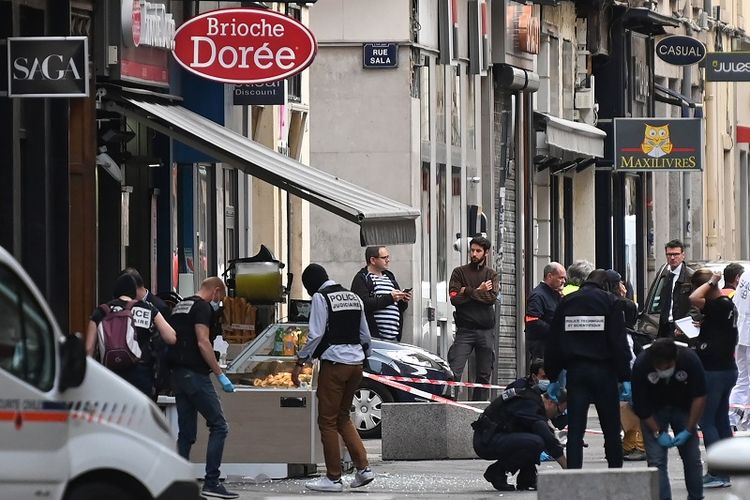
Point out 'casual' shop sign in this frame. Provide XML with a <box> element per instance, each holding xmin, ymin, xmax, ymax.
<box><xmin>7</xmin><ymin>37</ymin><xmax>89</xmax><ymax>98</ymax></box>
<box><xmin>655</xmin><ymin>35</ymin><xmax>706</xmax><ymax>66</ymax></box>
<box><xmin>172</xmin><ymin>8</ymin><xmax>317</xmax><ymax>84</ymax></box>
<box><xmin>614</xmin><ymin>118</ymin><xmax>703</xmax><ymax>171</ymax></box>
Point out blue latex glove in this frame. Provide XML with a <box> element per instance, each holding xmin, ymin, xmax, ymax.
<box><xmin>656</xmin><ymin>432</ymin><xmax>674</xmax><ymax>448</ymax></box>
<box><xmin>620</xmin><ymin>381</ymin><xmax>632</xmax><ymax>402</ymax></box>
<box><xmin>539</xmin><ymin>451</ymin><xmax>553</xmax><ymax>462</ymax></box>
<box><xmin>216</xmin><ymin>373</ymin><xmax>235</xmax><ymax>393</ymax></box>
<box><xmin>547</xmin><ymin>381</ymin><xmax>561</xmax><ymax>402</ymax></box>
<box><xmin>672</xmin><ymin>430</ymin><xmax>692</xmax><ymax>447</ymax></box>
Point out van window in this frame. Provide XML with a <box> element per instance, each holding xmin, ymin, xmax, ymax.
<box><xmin>647</xmin><ymin>275</ymin><xmax>669</xmax><ymax>315</ymax></box>
<box><xmin>0</xmin><ymin>264</ymin><xmax>55</xmax><ymax>392</ymax></box>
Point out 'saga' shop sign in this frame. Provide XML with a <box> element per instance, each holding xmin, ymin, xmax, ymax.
<box><xmin>7</xmin><ymin>37</ymin><xmax>89</xmax><ymax>98</ymax></box>
<box><xmin>172</xmin><ymin>8</ymin><xmax>318</xmax><ymax>84</ymax></box>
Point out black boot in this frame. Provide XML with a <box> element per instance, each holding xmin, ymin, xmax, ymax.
<box><xmin>516</xmin><ymin>465</ymin><xmax>538</xmax><ymax>491</ymax></box>
<box><xmin>484</xmin><ymin>462</ymin><xmax>515</xmax><ymax>491</ymax></box>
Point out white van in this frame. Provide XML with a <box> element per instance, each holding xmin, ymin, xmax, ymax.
<box><xmin>0</xmin><ymin>245</ymin><xmax>200</xmax><ymax>500</ymax></box>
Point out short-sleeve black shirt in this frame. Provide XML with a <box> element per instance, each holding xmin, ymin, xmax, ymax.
<box><xmin>167</xmin><ymin>296</ymin><xmax>214</xmax><ymax>373</ymax></box>
<box><xmin>632</xmin><ymin>347</ymin><xmax>707</xmax><ymax>419</ymax></box>
<box><xmin>696</xmin><ymin>296</ymin><xmax>738</xmax><ymax>371</ymax></box>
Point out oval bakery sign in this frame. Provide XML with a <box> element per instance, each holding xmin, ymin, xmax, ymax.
<box><xmin>655</xmin><ymin>35</ymin><xmax>706</xmax><ymax>66</ymax></box>
<box><xmin>172</xmin><ymin>8</ymin><xmax>317</xmax><ymax>84</ymax></box>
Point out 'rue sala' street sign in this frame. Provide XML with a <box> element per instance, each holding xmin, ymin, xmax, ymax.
<box><xmin>363</xmin><ymin>43</ymin><xmax>398</xmax><ymax>69</ymax></box>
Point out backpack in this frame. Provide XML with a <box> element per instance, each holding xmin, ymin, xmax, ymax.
<box><xmin>96</xmin><ymin>301</ymin><xmax>142</xmax><ymax>371</ymax></box>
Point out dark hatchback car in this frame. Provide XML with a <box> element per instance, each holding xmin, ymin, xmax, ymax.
<box><xmin>352</xmin><ymin>339</ymin><xmax>454</xmax><ymax>438</ymax></box>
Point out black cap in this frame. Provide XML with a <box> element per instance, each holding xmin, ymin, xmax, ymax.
<box><xmin>302</xmin><ymin>264</ymin><xmax>328</xmax><ymax>296</ymax></box>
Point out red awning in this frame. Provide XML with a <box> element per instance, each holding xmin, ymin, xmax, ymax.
<box><xmin>738</xmin><ymin>126</ymin><xmax>750</xmax><ymax>144</ymax></box>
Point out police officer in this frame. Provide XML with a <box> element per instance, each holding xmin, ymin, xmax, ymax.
<box><xmin>472</xmin><ymin>386</ymin><xmax>567</xmax><ymax>491</ymax></box>
<box><xmin>292</xmin><ymin>264</ymin><xmax>375</xmax><ymax>493</ymax></box>
<box><xmin>632</xmin><ymin>338</ymin><xmax>706</xmax><ymax>500</ymax></box>
<box><xmin>545</xmin><ymin>269</ymin><xmax>632</xmax><ymax>469</ymax></box>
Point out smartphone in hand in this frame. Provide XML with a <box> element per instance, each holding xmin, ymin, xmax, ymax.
<box><xmin>403</xmin><ymin>288</ymin><xmax>413</xmax><ymax>294</ymax></box>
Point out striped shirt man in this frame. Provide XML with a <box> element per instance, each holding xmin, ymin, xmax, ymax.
<box><xmin>369</xmin><ymin>273</ymin><xmax>401</xmax><ymax>340</ymax></box>
<box><xmin>351</xmin><ymin>246</ymin><xmax>410</xmax><ymax>342</ymax></box>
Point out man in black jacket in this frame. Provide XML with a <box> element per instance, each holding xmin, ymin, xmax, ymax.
<box><xmin>472</xmin><ymin>386</ymin><xmax>567</xmax><ymax>491</ymax></box>
<box><xmin>351</xmin><ymin>246</ymin><xmax>410</xmax><ymax>342</ymax></box>
<box><xmin>545</xmin><ymin>269</ymin><xmax>632</xmax><ymax>470</ymax></box>
<box><xmin>658</xmin><ymin>239</ymin><xmax>695</xmax><ymax>338</ymax></box>
<box><xmin>524</xmin><ymin>262</ymin><xmax>566</xmax><ymax>363</ymax></box>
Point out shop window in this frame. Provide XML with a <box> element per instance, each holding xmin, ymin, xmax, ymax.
<box><xmin>420</xmin><ymin>65</ymin><xmax>430</xmax><ymax>142</ymax></box>
<box><xmin>0</xmin><ymin>264</ymin><xmax>55</xmax><ymax>392</ymax></box>
<box><xmin>287</xmin><ymin>110</ymin><xmax>308</xmax><ymax>161</ymax></box>
<box><xmin>467</xmin><ymin>75</ymin><xmax>476</xmax><ymax>152</ymax></box>
<box><xmin>451</xmin><ymin>67</ymin><xmax>461</xmax><ymax>147</ymax></box>
<box><xmin>436</xmin><ymin>65</ymin><xmax>446</xmax><ymax>144</ymax></box>
<box><xmin>288</xmin><ymin>76</ymin><xmax>301</xmax><ymax>104</ymax></box>
<box><xmin>287</xmin><ymin>6</ymin><xmax>302</xmax><ymax>103</ymax></box>
<box><xmin>562</xmin><ymin>40</ymin><xmax>574</xmax><ymax>120</ymax></box>
<box><xmin>224</xmin><ymin>167</ymin><xmax>238</xmax><ymax>264</ymax></box>
<box><xmin>195</xmin><ymin>165</ymin><xmax>216</xmax><ymax>283</ymax></box>
<box><xmin>437</xmin><ymin>164</ymin><xmax>448</xmax><ymax>284</ymax></box>
<box><xmin>549</xmin><ymin>36</ymin><xmax>560</xmax><ymax>116</ymax></box>
<box><xmin>421</xmin><ymin>162</ymin><xmax>432</xmax><ymax>294</ymax></box>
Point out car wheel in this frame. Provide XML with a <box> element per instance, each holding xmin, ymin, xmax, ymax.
<box><xmin>351</xmin><ymin>379</ymin><xmax>394</xmax><ymax>439</ymax></box>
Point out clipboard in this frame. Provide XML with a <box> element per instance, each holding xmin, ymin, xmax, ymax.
<box><xmin>675</xmin><ymin>316</ymin><xmax>700</xmax><ymax>339</ymax></box>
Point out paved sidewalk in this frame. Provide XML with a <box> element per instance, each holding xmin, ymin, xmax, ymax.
<box><xmin>225</xmin><ymin>414</ymin><xmax>744</xmax><ymax>499</ymax></box>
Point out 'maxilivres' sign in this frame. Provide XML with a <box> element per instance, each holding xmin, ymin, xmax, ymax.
<box><xmin>614</xmin><ymin>118</ymin><xmax>703</xmax><ymax>171</ymax></box>
<box><xmin>7</xmin><ymin>37</ymin><xmax>88</xmax><ymax>97</ymax></box>
<box><xmin>172</xmin><ymin>8</ymin><xmax>317</xmax><ymax>84</ymax></box>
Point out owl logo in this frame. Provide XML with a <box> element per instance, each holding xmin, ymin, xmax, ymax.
<box><xmin>641</xmin><ymin>124</ymin><xmax>673</xmax><ymax>158</ymax></box>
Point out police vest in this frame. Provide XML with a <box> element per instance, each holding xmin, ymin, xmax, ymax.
<box><xmin>312</xmin><ymin>285</ymin><xmax>363</xmax><ymax>358</ymax></box>
<box><xmin>166</xmin><ymin>296</ymin><xmax>214</xmax><ymax>374</ymax></box>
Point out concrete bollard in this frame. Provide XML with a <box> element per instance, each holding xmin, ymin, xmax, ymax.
<box><xmin>381</xmin><ymin>402</ymin><xmax>488</xmax><ymax>460</ymax></box>
<box><xmin>537</xmin><ymin>467</ymin><xmax>659</xmax><ymax>500</ymax></box>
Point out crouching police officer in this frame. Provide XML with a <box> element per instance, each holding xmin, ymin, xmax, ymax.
<box><xmin>472</xmin><ymin>385</ymin><xmax>567</xmax><ymax>491</ymax></box>
<box><xmin>545</xmin><ymin>269</ymin><xmax>632</xmax><ymax>470</ymax></box>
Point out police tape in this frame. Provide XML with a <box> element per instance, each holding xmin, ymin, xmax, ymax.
<box><xmin>363</xmin><ymin>372</ymin><xmax>483</xmax><ymax>413</ymax></box>
<box><xmin>363</xmin><ymin>372</ymin><xmax>607</xmax><ymax>436</ymax></box>
<box><xmin>368</xmin><ymin>374</ymin><xmax>505</xmax><ymax>390</ymax></box>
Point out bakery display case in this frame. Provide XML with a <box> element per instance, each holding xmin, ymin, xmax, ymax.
<box><xmin>225</xmin><ymin>323</ymin><xmax>312</xmax><ymax>388</ymax></box>
<box><xmin>160</xmin><ymin>322</ymin><xmax>322</xmax><ymax>479</ymax></box>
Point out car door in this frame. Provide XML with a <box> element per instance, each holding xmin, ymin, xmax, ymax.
<box><xmin>0</xmin><ymin>261</ymin><xmax>69</xmax><ymax>498</ymax></box>
<box><xmin>636</xmin><ymin>264</ymin><xmax>669</xmax><ymax>338</ymax></box>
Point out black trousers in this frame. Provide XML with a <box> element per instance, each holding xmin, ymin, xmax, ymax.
<box><xmin>566</xmin><ymin>360</ymin><xmax>623</xmax><ymax>469</ymax></box>
<box><xmin>473</xmin><ymin>430</ymin><xmax>545</xmax><ymax>477</ymax></box>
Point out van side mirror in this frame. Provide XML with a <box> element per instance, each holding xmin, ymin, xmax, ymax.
<box><xmin>59</xmin><ymin>333</ymin><xmax>86</xmax><ymax>392</ymax></box>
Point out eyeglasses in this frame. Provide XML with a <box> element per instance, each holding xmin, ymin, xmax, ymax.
<box><xmin>665</xmin><ymin>252</ymin><xmax>682</xmax><ymax>257</ymax></box>
<box><xmin>377</xmin><ymin>255</ymin><xmax>391</xmax><ymax>261</ymax></box>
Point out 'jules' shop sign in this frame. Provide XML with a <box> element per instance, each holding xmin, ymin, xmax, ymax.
<box><xmin>172</xmin><ymin>8</ymin><xmax>318</xmax><ymax>84</ymax></box>
<box><xmin>614</xmin><ymin>118</ymin><xmax>703</xmax><ymax>171</ymax></box>
<box><xmin>7</xmin><ymin>37</ymin><xmax>89</xmax><ymax>97</ymax></box>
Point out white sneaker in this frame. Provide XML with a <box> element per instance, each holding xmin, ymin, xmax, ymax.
<box><xmin>305</xmin><ymin>476</ymin><xmax>343</xmax><ymax>492</ymax></box>
<box><xmin>350</xmin><ymin>467</ymin><xmax>375</xmax><ymax>488</ymax></box>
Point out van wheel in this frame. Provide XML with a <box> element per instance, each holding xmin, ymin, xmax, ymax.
<box><xmin>66</xmin><ymin>482</ymin><xmax>136</xmax><ymax>500</ymax></box>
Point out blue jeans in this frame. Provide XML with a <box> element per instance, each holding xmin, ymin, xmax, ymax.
<box><xmin>641</xmin><ymin>406</ymin><xmax>703</xmax><ymax>500</ymax></box>
<box><xmin>701</xmin><ymin>369</ymin><xmax>737</xmax><ymax>478</ymax></box>
<box><xmin>172</xmin><ymin>367</ymin><xmax>229</xmax><ymax>486</ymax></box>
